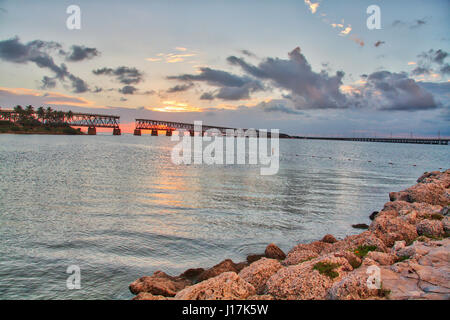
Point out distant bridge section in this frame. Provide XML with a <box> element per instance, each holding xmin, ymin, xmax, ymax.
<box><xmin>294</xmin><ymin>136</ymin><xmax>449</xmax><ymax>145</ymax></box>
<box><xmin>133</xmin><ymin>118</ymin><xmax>289</xmax><ymax>137</ymax></box>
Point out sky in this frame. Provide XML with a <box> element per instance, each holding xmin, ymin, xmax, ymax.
<box><xmin>0</xmin><ymin>0</ymin><xmax>449</xmax><ymax>136</ymax></box>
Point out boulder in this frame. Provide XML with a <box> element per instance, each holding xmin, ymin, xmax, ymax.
<box><xmin>389</xmin><ymin>183</ymin><xmax>449</xmax><ymax>207</ymax></box>
<box><xmin>264</xmin><ymin>243</ymin><xmax>286</xmax><ymax>260</ymax></box>
<box><xmin>416</xmin><ymin>219</ymin><xmax>444</xmax><ymax>238</ymax></box>
<box><xmin>266</xmin><ymin>256</ymin><xmax>351</xmax><ymax>300</ymax></box>
<box><xmin>247</xmin><ymin>254</ymin><xmax>265</xmax><ymax>264</ymax></box>
<box><xmin>247</xmin><ymin>294</ymin><xmax>275</xmax><ymax>300</ymax></box>
<box><xmin>366</xmin><ymin>251</ymin><xmax>396</xmax><ymax>266</ymax></box>
<box><xmin>174</xmin><ymin>272</ymin><xmax>256</xmax><ymax>300</ymax></box>
<box><xmin>132</xmin><ymin>292</ymin><xmax>171</xmax><ymax>300</ymax></box>
<box><xmin>197</xmin><ymin>259</ymin><xmax>240</xmax><ymax>282</ymax></box>
<box><xmin>283</xmin><ymin>249</ymin><xmax>318</xmax><ymax>266</ymax></box>
<box><xmin>352</xmin><ymin>223</ymin><xmax>369</xmax><ymax>229</ymax></box>
<box><xmin>321</xmin><ymin>234</ymin><xmax>337</xmax><ymax>244</ymax></box>
<box><xmin>239</xmin><ymin>258</ymin><xmax>282</xmax><ymax>294</ymax></box>
<box><xmin>179</xmin><ymin>268</ymin><xmax>204</xmax><ymax>281</ymax></box>
<box><xmin>328</xmin><ymin>267</ymin><xmax>382</xmax><ymax>300</ymax></box>
<box><xmin>369</xmin><ymin>211</ymin><xmax>379</xmax><ymax>220</ymax></box>
<box><xmin>129</xmin><ymin>271</ymin><xmax>191</xmax><ymax>297</ymax></box>
<box><xmin>369</xmin><ymin>214</ymin><xmax>418</xmax><ymax>247</ymax></box>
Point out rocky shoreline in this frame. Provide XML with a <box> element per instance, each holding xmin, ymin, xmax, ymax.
<box><xmin>130</xmin><ymin>170</ymin><xmax>450</xmax><ymax>300</ymax></box>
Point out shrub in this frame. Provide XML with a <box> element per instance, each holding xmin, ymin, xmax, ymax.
<box><xmin>313</xmin><ymin>262</ymin><xmax>341</xmax><ymax>279</ymax></box>
<box><xmin>353</xmin><ymin>245</ymin><xmax>378</xmax><ymax>258</ymax></box>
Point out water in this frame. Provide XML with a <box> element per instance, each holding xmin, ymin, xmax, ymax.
<box><xmin>0</xmin><ymin>134</ymin><xmax>448</xmax><ymax>299</ymax></box>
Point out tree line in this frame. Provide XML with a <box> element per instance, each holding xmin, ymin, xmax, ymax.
<box><xmin>10</xmin><ymin>105</ymin><xmax>74</xmax><ymax>125</ymax></box>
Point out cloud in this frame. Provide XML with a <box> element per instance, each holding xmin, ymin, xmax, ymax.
<box><xmin>355</xmin><ymin>71</ymin><xmax>440</xmax><ymax>111</ymax></box>
<box><xmin>119</xmin><ymin>85</ymin><xmax>138</xmax><ymax>95</ymax></box>
<box><xmin>374</xmin><ymin>41</ymin><xmax>385</xmax><ymax>47</ymax></box>
<box><xmin>166</xmin><ymin>83</ymin><xmax>194</xmax><ymax>93</ymax></box>
<box><xmin>392</xmin><ymin>18</ymin><xmax>427</xmax><ymax>29</ymax></box>
<box><xmin>304</xmin><ymin>0</ymin><xmax>319</xmax><ymax>14</ymax></box>
<box><xmin>146</xmin><ymin>49</ymin><xmax>197</xmax><ymax>63</ymax></box>
<box><xmin>412</xmin><ymin>49</ymin><xmax>449</xmax><ymax>77</ymax></box>
<box><xmin>64</xmin><ymin>45</ymin><xmax>100</xmax><ymax>62</ymax></box>
<box><xmin>227</xmin><ymin>47</ymin><xmax>348</xmax><ymax>109</ymax></box>
<box><xmin>93</xmin><ymin>66</ymin><xmax>144</xmax><ymax>84</ymax></box>
<box><xmin>167</xmin><ymin>67</ymin><xmax>264</xmax><ymax>101</ymax></box>
<box><xmin>0</xmin><ymin>36</ymin><xmax>90</xmax><ymax>93</ymax></box>
<box><xmin>200</xmin><ymin>92</ymin><xmax>215</xmax><ymax>100</ymax></box>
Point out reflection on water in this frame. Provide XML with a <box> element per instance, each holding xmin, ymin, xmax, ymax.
<box><xmin>0</xmin><ymin>134</ymin><xmax>448</xmax><ymax>299</ymax></box>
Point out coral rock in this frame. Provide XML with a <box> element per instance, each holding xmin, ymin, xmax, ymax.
<box><xmin>174</xmin><ymin>272</ymin><xmax>256</xmax><ymax>300</ymax></box>
<box><xmin>129</xmin><ymin>271</ymin><xmax>191</xmax><ymax>297</ymax></box>
<box><xmin>264</xmin><ymin>243</ymin><xmax>286</xmax><ymax>260</ymax></box>
<box><xmin>239</xmin><ymin>258</ymin><xmax>282</xmax><ymax>294</ymax></box>
<box><xmin>197</xmin><ymin>259</ymin><xmax>240</xmax><ymax>282</ymax></box>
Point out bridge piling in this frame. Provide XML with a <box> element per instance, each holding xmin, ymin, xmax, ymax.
<box><xmin>88</xmin><ymin>127</ymin><xmax>97</xmax><ymax>135</ymax></box>
<box><xmin>113</xmin><ymin>128</ymin><xmax>121</xmax><ymax>135</ymax></box>
<box><xmin>134</xmin><ymin>129</ymin><xmax>141</xmax><ymax>136</ymax></box>
<box><xmin>151</xmin><ymin>129</ymin><xmax>158</xmax><ymax>136</ymax></box>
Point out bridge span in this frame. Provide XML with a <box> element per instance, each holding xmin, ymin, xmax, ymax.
<box><xmin>0</xmin><ymin>109</ymin><xmax>121</xmax><ymax>135</ymax></box>
<box><xmin>133</xmin><ymin>118</ymin><xmax>287</xmax><ymax>137</ymax></box>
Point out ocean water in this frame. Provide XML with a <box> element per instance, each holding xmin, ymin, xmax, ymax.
<box><xmin>0</xmin><ymin>134</ymin><xmax>448</xmax><ymax>299</ymax></box>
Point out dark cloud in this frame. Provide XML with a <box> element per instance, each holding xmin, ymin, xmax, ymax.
<box><xmin>374</xmin><ymin>41</ymin><xmax>385</xmax><ymax>47</ymax></box>
<box><xmin>358</xmin><ymin>71</ymin><xmax>439</xmax><ymax>111</ymax></box>
<box><xmin>167</xmin><ymin>67</ymin><xmax>263</xmax><ymax>101</ymax></box>
<box><xmin>119</xmin><ymin>85</ymin><xmax>138</xmax><ymax>95</ymax></box>
<box><xmin>64</xmin><ymin>45</ymin><xmax>99</xmax><ymax>62</ymax></box>
<box><xmin>228</xmin><ymin>47</ymin><xmax>348</xmax><ymax>109</ymax></box>
<box><xmin>241</xmin><ymin>49</ymin><xmax>256</xmax><ymax>57</ymax></box>
<box><xmin>0</xmin><ymin>36</ymin><xmax>89</xmax><ymax>93</ymax></box>
<box><xmin>93</xmin><ymin>66</ymin><xmax>144</xmax><ymax>84</ymax></box>
<box><xmin>413</xmin><ymin>49</ymin><xmax>449</xmax><ymax>77</ymax></box>
<box><xmin>200</xmin><ymin>92</ymin><xmax>215</xmax><ymax>100</ymax></box>
<box><xmin>261</xmin><ymin>102</ymin><xmax>304</xmax><ymax>115</ymax></box>
<box><xmin>392</xmin><ymin>18</ymin><xmax>427</xmax><ymax>29</ymax></box>
<box><xmin>166</xmin><ymin>83</ymin><xmax>194</xmax><ymax>93</ymax></box>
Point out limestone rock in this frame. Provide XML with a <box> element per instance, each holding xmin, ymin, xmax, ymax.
<box><xmin>180</xmin><ymin>268</ymin><xmax>205</xmax><ymax>281</ymax></box>
<box><xmin>247</xmin><ymin>294</ymin><xmax>275</xmax><ymax>300</ymax></box>
<box><xmin>129</xmin><ymin>271</ymin><xmax>191</xmax><ymax>297</ymax></box>
<box><xmin>389</xmin><ymin>183</ymin><xmax>449</xmax><ymax>207</ymax></box>
<box><xmin>369</xmin><ymin>214</ymin><xmax>417</xmax><ymax>247</ymax></box>
<box><xmin>197</xmin><ymin>259</ymin><xmax>240</xmax><ymax>282</ymax></box>
<box><xmin>239</xmin><ymin>258</ymin><xmax>282</xmax><ymax>294</ymax></box>
<box><xmin>416</xmin><ymin>219</ymin><xmax>444</xmax><ymax>238</ymax></box>
<box><xmin>266</xmin><ymin>256</ymin><xmax>351</xmax><ymax>300</ymax></box>
<box><xmin>132</xmin><ymin>292</ymin><xmax>171</xmax><ymax>300</ymax></box>
<box><xmin>366</xmin><ymin>251</ymin><xmax>396</xmax><ymax>266</ymax></box>
<box><xmin>174</xmin><ymin>272</ymin><xmax>256</xmax><ymax>300</ymax></box>
<box><xmin>264</xmin><ymin>243</ymin><xmax>286</xmax><ymax>260</ymax></box>
<box><xmin>283</xmin><ymin>249</ymin><xmax>318</xmax><ymax>266</ymax></box>
<box><xmin>328</xmin><ymin>267</ymin><xmax>381</xmax><ymax>300</ymax></box>
<box><xmin>321</xmin><ymin>234</ymin><xmax>337</xmax><ymax>244</ymax></box>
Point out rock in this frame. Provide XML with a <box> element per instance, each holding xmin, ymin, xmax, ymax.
<box><xmin>197</xmin><ymin>259</ymin><xmax>240</xmax><ymax>282</ymax></box>
<box><xmin>333</xmin><ymin>251</ymin><xmax>362</xmax><ymax>269</ymax></box>
<box><xmin>369</xmin><ymin>211</ymin><xmax>379</xmax><ymax>220</ymax></box>
<box><xmin>179</xmin><ymin>268</ymin><xmax>204</xmax><ymax>281</ymax></box>
<box><xmin>352</xmin><ymin>223</ymin><xmax>369</xmax><ymax>229</ymax></box>
<box><xmin>239</xmin><ymin>258</ymin><xmax>282</xmax><ymax>294</ymax></box>
<box><xmin>283</xmin><ymin>249</ymin><xmax>318</xmax><ymax>266</ymax></box>
<box><xmin>392</xmin><ymin>241</ymin><xmax>406</xmax><ymax>254</ymax></box>
<box><xmin>416</xmin><ymin>219</ymin><xmax>444</xmax><ymax>238</ymax></box>
<box><xmin>326</xmin><ymin>231</ymin><xmax>387</xmax><ymax>254</ymax></box>
<box><xmin>441</xmin><ymin>206</ymin><xmax>450</xmax><ymax>216</ymax></box>
<box><xmin>366</xmin><ymin>251</ymin><xmax>396</xmax><ymax>266</ymax></box>
<box><xmin>264</xmin><ymin>243</ymin><xmax>286</xmax><ymax>260</ymax></box>
<box><xmin>328</xmin><ymin>267</ymin><xmax>382</xmax><ymax>300</ymax></box>
<box><xmin>129</xmin><ymin>271</ymin><xmax>191</xmax><ymax>297</ymax></box>
<box><xmin>289</xmin><ymin>240</ymin><xmax>333</xmax><ymax>255</ymax></box>
<box><xmin>174</xmin><ymin>272</ymin><xmax>256</xmax><ymax>300</ymax></box>
<box><xmin>247</xmin><ymin>254</ymin><xmax>265</xmax><ymax>264</ymax></box>
<box><xmin>379</xmin><ymin>238</ymin><xmax>450</xmax><ymax>300</ymax></box>
<box><xmin>132</xmin><ymin>292</ymin><xmax>171</xmax><ymax>300</ymax></box>
<box><xmin>235</xmin><ymin>262</ymin><xmax>248</xmax><ymax>272</ymax></box>
<box><xmin>443</xmin><ymin>216</ymin><xmax>450</xmax><ymax>235</ymax></box>
<box><xmin>369</xmin><ymin>214</ymin><xmax>418</xmax><ymax>247</ymax></box>
<box><xmin>247</xmin><ymin>294</ymin><xmax>275</xmax><ymax>300</ymax></box>
<box><xmin>266</xmin><ymin>256</ymin><xmax>351</xmax><ymax>300</ymax></box>
<box><xmin>389</xmin><ymin>182</ymin><xmax>449</xmax><ymax>207</ymax></box>
<box><xmin>321</xmin><ymin>234</ymin><xmax>337</xmax><ymax>244</ymax></box>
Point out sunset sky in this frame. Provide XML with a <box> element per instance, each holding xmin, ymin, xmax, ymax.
<box><xmin>0</xmin><ymin>0</ymin><xmax>449</xmax><ymax>136</ymax></box>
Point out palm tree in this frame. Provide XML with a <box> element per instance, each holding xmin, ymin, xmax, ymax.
<box><xmin>56</xmin><ymin>111</ymin><xmax>65</xmax><ymax>124</ymax></box>
<box><xmin>37</xmin><ymin>107</ymin><xmax>45</xmax><ymax>123</ymax></box>
<box><xmin>66</xmin><ymin>110</ymin><xmax>74</xmax><ymax>122</ymax></box>
<box><xmin>45</xmin><ymin>107</ymin><xmax>53</xmax><ymax>124</ymax></box>
<box><xmin>25</xmin><ymin>105</ymin><xmax>34</xmax><ymax>121</ymax></box>
<box><xmin>14</xmin><ymin>105</ymin><xmax>24</xmax><ymax>122</ymax></box>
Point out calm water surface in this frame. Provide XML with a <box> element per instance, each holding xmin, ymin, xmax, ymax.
<box><xmin>0</xmin><ymin>134</ymin><xmax>448</xmax><ymax>299</ymax></box>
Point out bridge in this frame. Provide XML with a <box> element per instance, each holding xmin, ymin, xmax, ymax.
<box><xmin>133</xmin><ymin>118</ymin><xmax>289</xmax><ymax>138</ymax></box>
<box><xmin>0</xmin><ymin>109</ymin><xmax>121</xmax><ymax>135</ymax></box>
<box><xmin>293</xmin><ymin>136</ymin><xmax>449</xmax><ymax>145</ymax></box>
